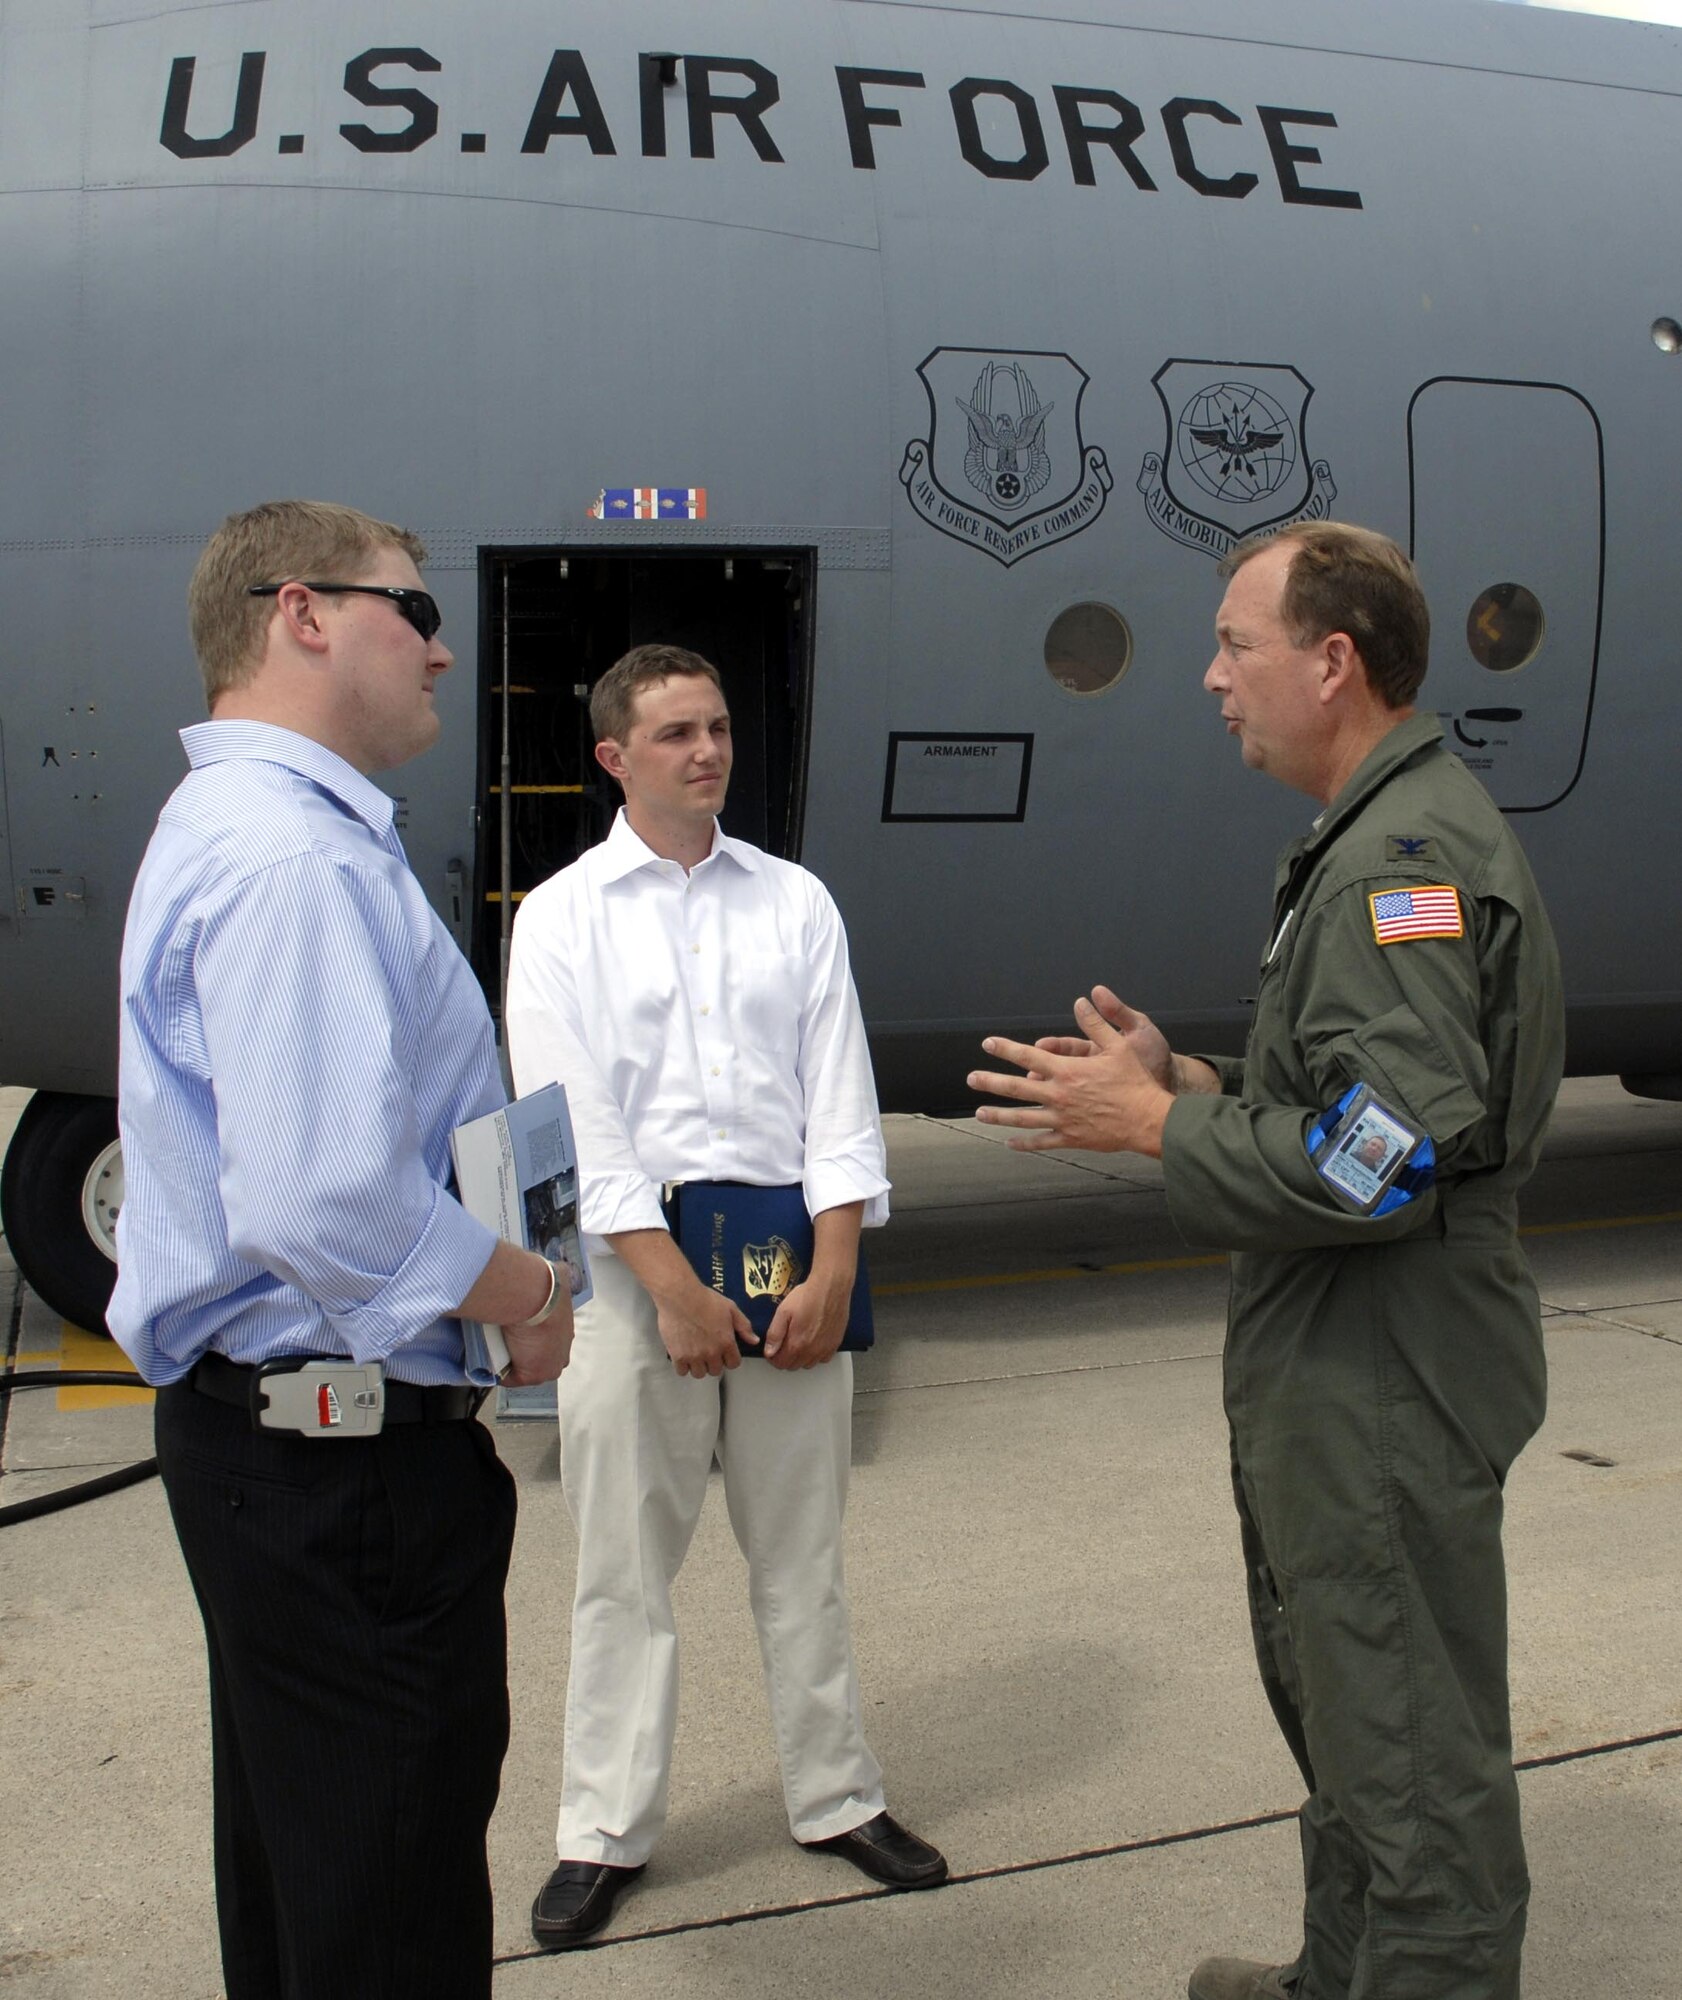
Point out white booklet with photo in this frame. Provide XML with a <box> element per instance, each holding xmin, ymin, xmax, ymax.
<box><xmin>450</xmin><ymin>1081</ymin><xmax>592</xmax><ymax>1380</ymax></box>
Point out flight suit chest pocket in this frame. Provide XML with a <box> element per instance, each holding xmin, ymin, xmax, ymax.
<box><xmin>1243</xmin><ymin>909</ymin><xmax>1294</xmax><ymax>1031</ymax></box>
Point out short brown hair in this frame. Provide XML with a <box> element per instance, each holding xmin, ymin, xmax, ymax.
<box><xmin>188</xmin><ymin>499</ymin><xmax>427</xmax><ymax>702</ymax></box>
<box><xmin>1221</xmin><ymin>521</ymin><xmax>1430</xmax><ymax>708</ymax></box>
<box><xmin>589</xmin><ymin>643</ymin><xmax>724</xmax><ymax>743</ymax></box>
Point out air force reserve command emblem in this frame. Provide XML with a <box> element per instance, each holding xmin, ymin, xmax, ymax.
<box><xmin>901</xmin><ymin>348</ymin><xmax>1112</xmax><ymax>566</ymax></box>
<box><xmin>1137</xmin><ymin>360</ymin><xmax>1336</xmax><ymax>558</ymax></box>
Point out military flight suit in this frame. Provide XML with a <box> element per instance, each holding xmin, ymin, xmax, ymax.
<box><xmin>1162</xmin><ymin>714</ymin><xmax>1564</xmax><ymax>2000</ymax></box>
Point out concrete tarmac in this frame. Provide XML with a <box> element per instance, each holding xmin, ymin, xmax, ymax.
<box><xmin>2</xmin><ymin>1078</ymin><xmax>1678</xmax><ymax>1997</ymax></box>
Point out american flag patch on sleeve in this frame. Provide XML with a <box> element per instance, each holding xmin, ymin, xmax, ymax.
<box><xmin>1369</xmin><ymin>885</ymin><xmax>1464</xmax><ymax>945</ymax></box>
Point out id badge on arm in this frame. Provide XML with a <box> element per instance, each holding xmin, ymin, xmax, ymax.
<box><xmin>1305</xmin><ymin>1081</ymin><xmax>1435</xmax><ymax>1218</ymax></box>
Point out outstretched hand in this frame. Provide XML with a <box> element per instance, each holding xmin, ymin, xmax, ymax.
<box><xmin>970</xmin><ymin>990</ymin><xmax>1177</xmax><ymax>1157</ymax></box>
<box><xmin>1036</xmin><ymin>985</ymin><xmax>1176</xmax><ymax>1091</ymax></box>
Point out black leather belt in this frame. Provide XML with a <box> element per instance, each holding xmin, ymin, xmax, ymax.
<box><xmin>190</xmin><ymin>1350</ymin><xmax>482</xmax><ymax>1427</ymax></box>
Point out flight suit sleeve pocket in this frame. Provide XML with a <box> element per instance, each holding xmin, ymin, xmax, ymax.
<box><xmin>1335</xmin><ymin>1003</ymin><xmax>1487</xmax><ymax>1151</ymax></box>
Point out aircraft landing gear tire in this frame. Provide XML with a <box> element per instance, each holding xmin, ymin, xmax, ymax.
<box><xmin>1</xmin><ymin>1092</ymin><xmax>122</xmax><ymax>1335</ymax></box>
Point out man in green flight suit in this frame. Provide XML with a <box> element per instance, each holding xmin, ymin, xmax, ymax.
<box><xmin>971</xmin><ymin>521</ymin><xmax>1563</xmax><ymax>2000</ymax></box>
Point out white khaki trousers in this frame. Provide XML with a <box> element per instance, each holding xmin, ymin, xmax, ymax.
<box><xmin>554</xmin><ymin>1250</ymin><xmax>885</xmax><ymax>1864</ymax></box>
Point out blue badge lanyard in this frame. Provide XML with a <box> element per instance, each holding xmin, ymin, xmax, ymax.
<box><xmin>1305</xmin><ymin>1082</ymin><xmax>1436</xmax><ymax>1218</ymax></box>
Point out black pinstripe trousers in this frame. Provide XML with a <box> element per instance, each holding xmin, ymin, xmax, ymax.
<box><xmin>155</xmin><ymin>1382</ymin><xmax>518</xmax><ymax>2000</ymax></box>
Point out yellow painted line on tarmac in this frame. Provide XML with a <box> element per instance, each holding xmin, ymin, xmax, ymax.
<box><xmin>1518</xmin><ymin>1208</ymin><xmax>1682</xmax><ymax>1239</ymax></box>
<box><xmin>874</xmin><ymin>1207</ymin><xmax>1682</xmax><ymax>1300</ymax></box>
<box><xmin>56</xmin><ymin>1323</ymin><xmax>152</xmax><ymax>1410</ymax></box>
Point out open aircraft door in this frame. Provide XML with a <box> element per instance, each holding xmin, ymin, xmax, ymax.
<box><xmin>1408</xmin><ymin>376</ymin><xmax>1605</xmax><ymax>813</ymax></box>
<box><xmin>473</xmin><ymin>548</ymin><xmax>814</xmax><ymax>1012</ymax></box>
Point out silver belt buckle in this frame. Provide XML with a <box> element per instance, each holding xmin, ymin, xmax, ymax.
<box><xmin>254</xmin><ymin>1360</ymin><xmax>385</xmax><ymax>1437</ymax></box>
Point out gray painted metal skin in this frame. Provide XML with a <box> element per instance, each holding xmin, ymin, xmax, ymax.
<box><xmin>1</xmin><ymin>0</ymin><xmax>1678</xmax><ymax>1118</ymax></box>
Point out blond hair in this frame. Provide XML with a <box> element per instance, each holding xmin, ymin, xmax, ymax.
<box><xmin>187</xmin><ymin>499</ymin><xmax>427</xmax><ymax>702</ymax></box>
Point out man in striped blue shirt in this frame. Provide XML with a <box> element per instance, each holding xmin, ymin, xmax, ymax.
<box><xmin>109</xmin><ymin>500</ymin><xmax>572</xmax><ymax>2000</ymax></box>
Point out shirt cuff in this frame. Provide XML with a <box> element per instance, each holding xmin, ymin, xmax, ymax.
<box><xmin>327</xmin><ymin>1187</ymin><xmax>499</xmax><ymax>1363</ymax></box>
<box><xmin>805</xmin><ymin>1159</ymin><xmax>891</xmax><ymax>1229</ymax></box>
<box><xmin>579</xmin><ymin>1168</ymin><xmax>669</xmax><ymax>1240</ymax></box>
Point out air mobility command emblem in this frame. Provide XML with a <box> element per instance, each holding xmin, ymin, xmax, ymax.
<box><xmin>1138</xmin><ymin>360</ymin><xmax>1337</xmax><ymax>559</ymax></box>
<box><xmin>901</xmin><ymin>348</ymin><xmax>1112</xmax><ymax>567</ymax></box>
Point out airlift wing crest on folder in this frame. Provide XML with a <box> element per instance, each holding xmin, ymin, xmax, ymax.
<box><xmin>900</xmin><ymin>348</ymin><xmax>1111</xmax><ymax>566</ymax></box>
<box><xmin>663</xmin><ymin>1182</ymin><xmax>875</xmax><ymax>1352</ymax></box>
<box><xmin>743</xmin><ymin>1234</ymin><xmax>803</xmax><ymax>1301</ymax></box>
<box><xmin>1138</xmin><ymin>359</ymin><xmax>1336</xmax><ymax>558</ymax></box>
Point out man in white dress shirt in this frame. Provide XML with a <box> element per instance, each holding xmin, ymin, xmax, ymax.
<box><xmin>507</xmin><ymin>644</ymin><xmax>947</xmax><ymax>1949</ymax></box>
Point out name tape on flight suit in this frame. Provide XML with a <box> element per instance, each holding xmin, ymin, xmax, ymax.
<box><xmin>1306</xmin><ymin>1081</ymin><xmax>1435</xmax><ymax>1217</ymax></box>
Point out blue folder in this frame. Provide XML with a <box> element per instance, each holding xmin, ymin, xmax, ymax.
<box><xmin>661</xmin><ymin>1181</ymin><xmax>875</xmax><ymax>1354</ymax></box>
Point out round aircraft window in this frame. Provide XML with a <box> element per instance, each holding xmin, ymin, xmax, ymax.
<box><xmin>1652</xmin><ymin>317</ymin><xmax>1682</xmax><ymax>354</ymax></box>
<box><xmin>1465</xmin><ymin>583</ymin><xmax>1545</xmax><ymax>674</ymax></box>
<box><xmin>1044</xmin><ymin>603</ymin><xmax>1132</xmax><ymax>696</ymax></box>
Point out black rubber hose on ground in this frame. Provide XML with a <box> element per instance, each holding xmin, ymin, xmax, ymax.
<box><xmin>0</xmin><ymin>1371</ymin><xmax>159</xmax><ymax>1527</ymax></box>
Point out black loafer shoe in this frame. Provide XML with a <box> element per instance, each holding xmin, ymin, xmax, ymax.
<box><xmin>530</xmin><ymin>1860</ymin><xmax>646</xmax><ymax>1950</ymax></box>
<box><xmin>804</xmin><ymin>1811</ymin><xmax>948</xmax><ymax>1889</ymax></box>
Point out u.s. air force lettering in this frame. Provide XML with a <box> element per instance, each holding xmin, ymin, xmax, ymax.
<box><xmin>901</xmin><ymin>350</ymin><xmax>1111</xmax><ymax>567</ymax></box>
<box><xmin>1137</xmin><ymin>360</ymin><xmax>1337</xmax><ymax>558</ymax></box>
<box><xmin>155</xmin><ymin>46</ymin><xmax>1362</xmax><ymax>212</ymax></box>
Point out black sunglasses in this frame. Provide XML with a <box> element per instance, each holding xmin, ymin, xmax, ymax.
<box><xmin>248</xmin><ymin>582</ymin><xmax>442</xmax><ymax>641</ymax></box>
